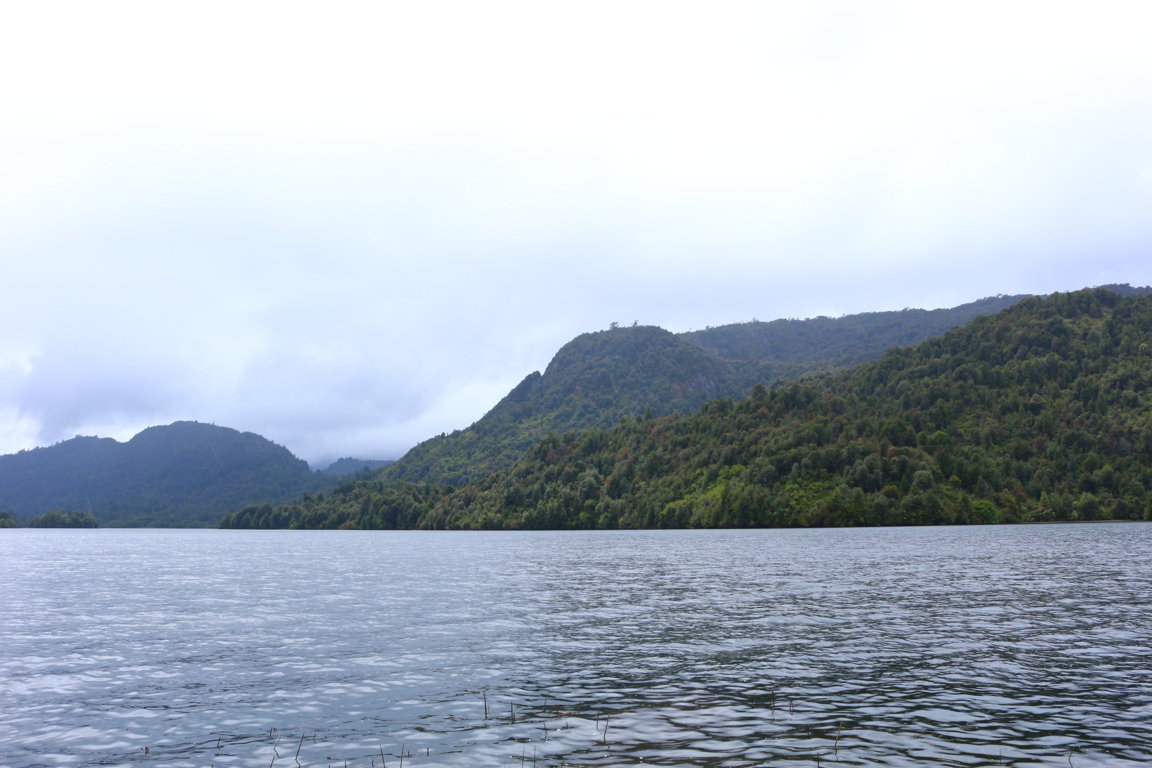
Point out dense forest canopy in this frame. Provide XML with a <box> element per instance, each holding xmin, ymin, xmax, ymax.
<box><xmin>29</xmin><ymin>509</ymin><xmax>100</xmax><ymax>528</ymax></box>
<box><xmin>223</xmin><ymin>288</ymin><xmax>1152</xmax><ymax>530</ymax></box>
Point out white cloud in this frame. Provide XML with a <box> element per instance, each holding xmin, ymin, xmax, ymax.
<box><xmin>2</xmin><ymin>2</ymin><xmax>1151</xmax><ymax>464</ymax></box>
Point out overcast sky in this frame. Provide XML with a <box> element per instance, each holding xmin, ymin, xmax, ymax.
<box><xmin>2</xmin><ymin>2</ymin><xmax>1151</xmax><ymax>467</ymax></box>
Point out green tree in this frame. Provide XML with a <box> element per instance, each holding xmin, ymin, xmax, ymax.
<box><xmin>29</xmin><ymin>509</ymin><xmax>100</xmax><ymax>528</ymax></box>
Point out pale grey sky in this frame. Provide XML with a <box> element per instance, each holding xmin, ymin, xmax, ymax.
<box><xmin>2</xmin><ymin>1</ymin><xmax>1151</xmax><ymax>466</ymax></box>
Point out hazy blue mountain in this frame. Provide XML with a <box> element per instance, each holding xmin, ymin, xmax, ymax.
<box><xmin>0</xmin><ymin>421</ymin><xmax>333</xmax><ymax>527</ymax></box>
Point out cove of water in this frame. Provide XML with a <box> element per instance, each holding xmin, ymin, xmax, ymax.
<box><xmin>1</xmin><ymin>524</ymin><xmax>1150</xmax><ymax>767</ymax></box>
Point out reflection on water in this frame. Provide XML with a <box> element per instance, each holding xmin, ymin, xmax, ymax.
<box><xmin>1</xmin><ymin>525</ymin><xmax>1150</xmax><ymax>767</ymax></box>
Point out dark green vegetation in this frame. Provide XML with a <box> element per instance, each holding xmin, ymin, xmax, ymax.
<box><xmin>0</xmin><ymin>422</ymin><xmax>332</xmax><ymax>527</ymax></box>
<box><xmin>0</xmin><ymin>510</ymin><xmax>17</xmax><ymax>528</ymax></box>
<box><xmin>224</xmin><ymin>288</ymin><xmax>1152</xmax><ymax>529</ymax></box>
<box><xmin>385</xmin><ymin>295</ymin><xmax>1028</xmax><ymax>487</ymax></box>
<box><xmin>220</xmin><ymin>482</ymin><xmax>454</xmax><ymax>530</ymax></box>
<box><xmin>28</xmin><ymin>509</ymin><xmax>100</xmax><ymax>528</ymax></box>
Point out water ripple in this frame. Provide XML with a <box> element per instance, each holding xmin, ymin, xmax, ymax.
<box><xmin>1</xmin><ymin>524</ymin><xmax>1150</xmax><ymax>767</ymax></box>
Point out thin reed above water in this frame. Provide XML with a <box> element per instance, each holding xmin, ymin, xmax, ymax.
<box><xmin>1</xmin><ymin>524</ymin><xmax>1150</xmax><ymax>767</ymax></box>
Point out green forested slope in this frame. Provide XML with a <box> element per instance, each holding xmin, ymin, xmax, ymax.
<box><xmin>224</xmin><ymin>288</ymin><xmax>1152</xmax><ymax>529</ymax></box>
<box><xmin>384</xmin><ymin>326</ymin><xmax>749</xmax><ymax>486</ymax></box>
<box><xmin>220</xmin><ymin>480</ymin><xmax>454</xmax><ymax>530</ymax></box>
<box><xmin>28</xmin><ymin>509</ymin><xmax>100</xmax><ymax>527</ymax></box>
<box><xmin>383</xmin><ymin>295</ymin><xmax>1044</xmax><ymax>487</ymax></box>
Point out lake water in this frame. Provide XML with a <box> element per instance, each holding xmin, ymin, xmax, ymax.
<box><xmin>1</xmin><ymin>525</ymin><xmax>1150</xmax><ymax>768</ymax></box>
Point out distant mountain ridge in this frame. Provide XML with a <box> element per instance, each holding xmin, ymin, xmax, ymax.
<box><xmin>0</xmin><ymin>421</ymin><xmax>332</xmax><ymax>527</ymax></box>
<box><xmin>683</xmin><ymin>294</ymin><xmax>1029</xmax><ymax>368</ymax></box>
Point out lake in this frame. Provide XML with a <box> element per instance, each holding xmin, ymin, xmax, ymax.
<box><xmin>1</xmin><ymin>525</ymin><xmax>1150</xmax><ymax>767</ymax></box>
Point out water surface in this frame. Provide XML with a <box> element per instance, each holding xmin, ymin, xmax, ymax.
<box><xmin>1</xmin><ymin>525</ymin><xmax>1150</xmax><ymax>767</ymax></box>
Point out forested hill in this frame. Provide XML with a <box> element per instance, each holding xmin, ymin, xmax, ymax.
<box><xmin>385</xmin><ymin>326</ymin><xmax>748</xmax><ymax>485</ymax></box>
<box><xmin>382</xmin><ymin>294</ymin><xmax>1043</xmax><ymax>487</ymax></box>
<box><xmin>0</xmin><ymin>421</ymin><xmax>332</xmax><ymax>527</ymax></box>
<box><xmin>222</xmin><ymin>288</ymin><xmax>1152</xmax><ymax>530</ymax></box>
